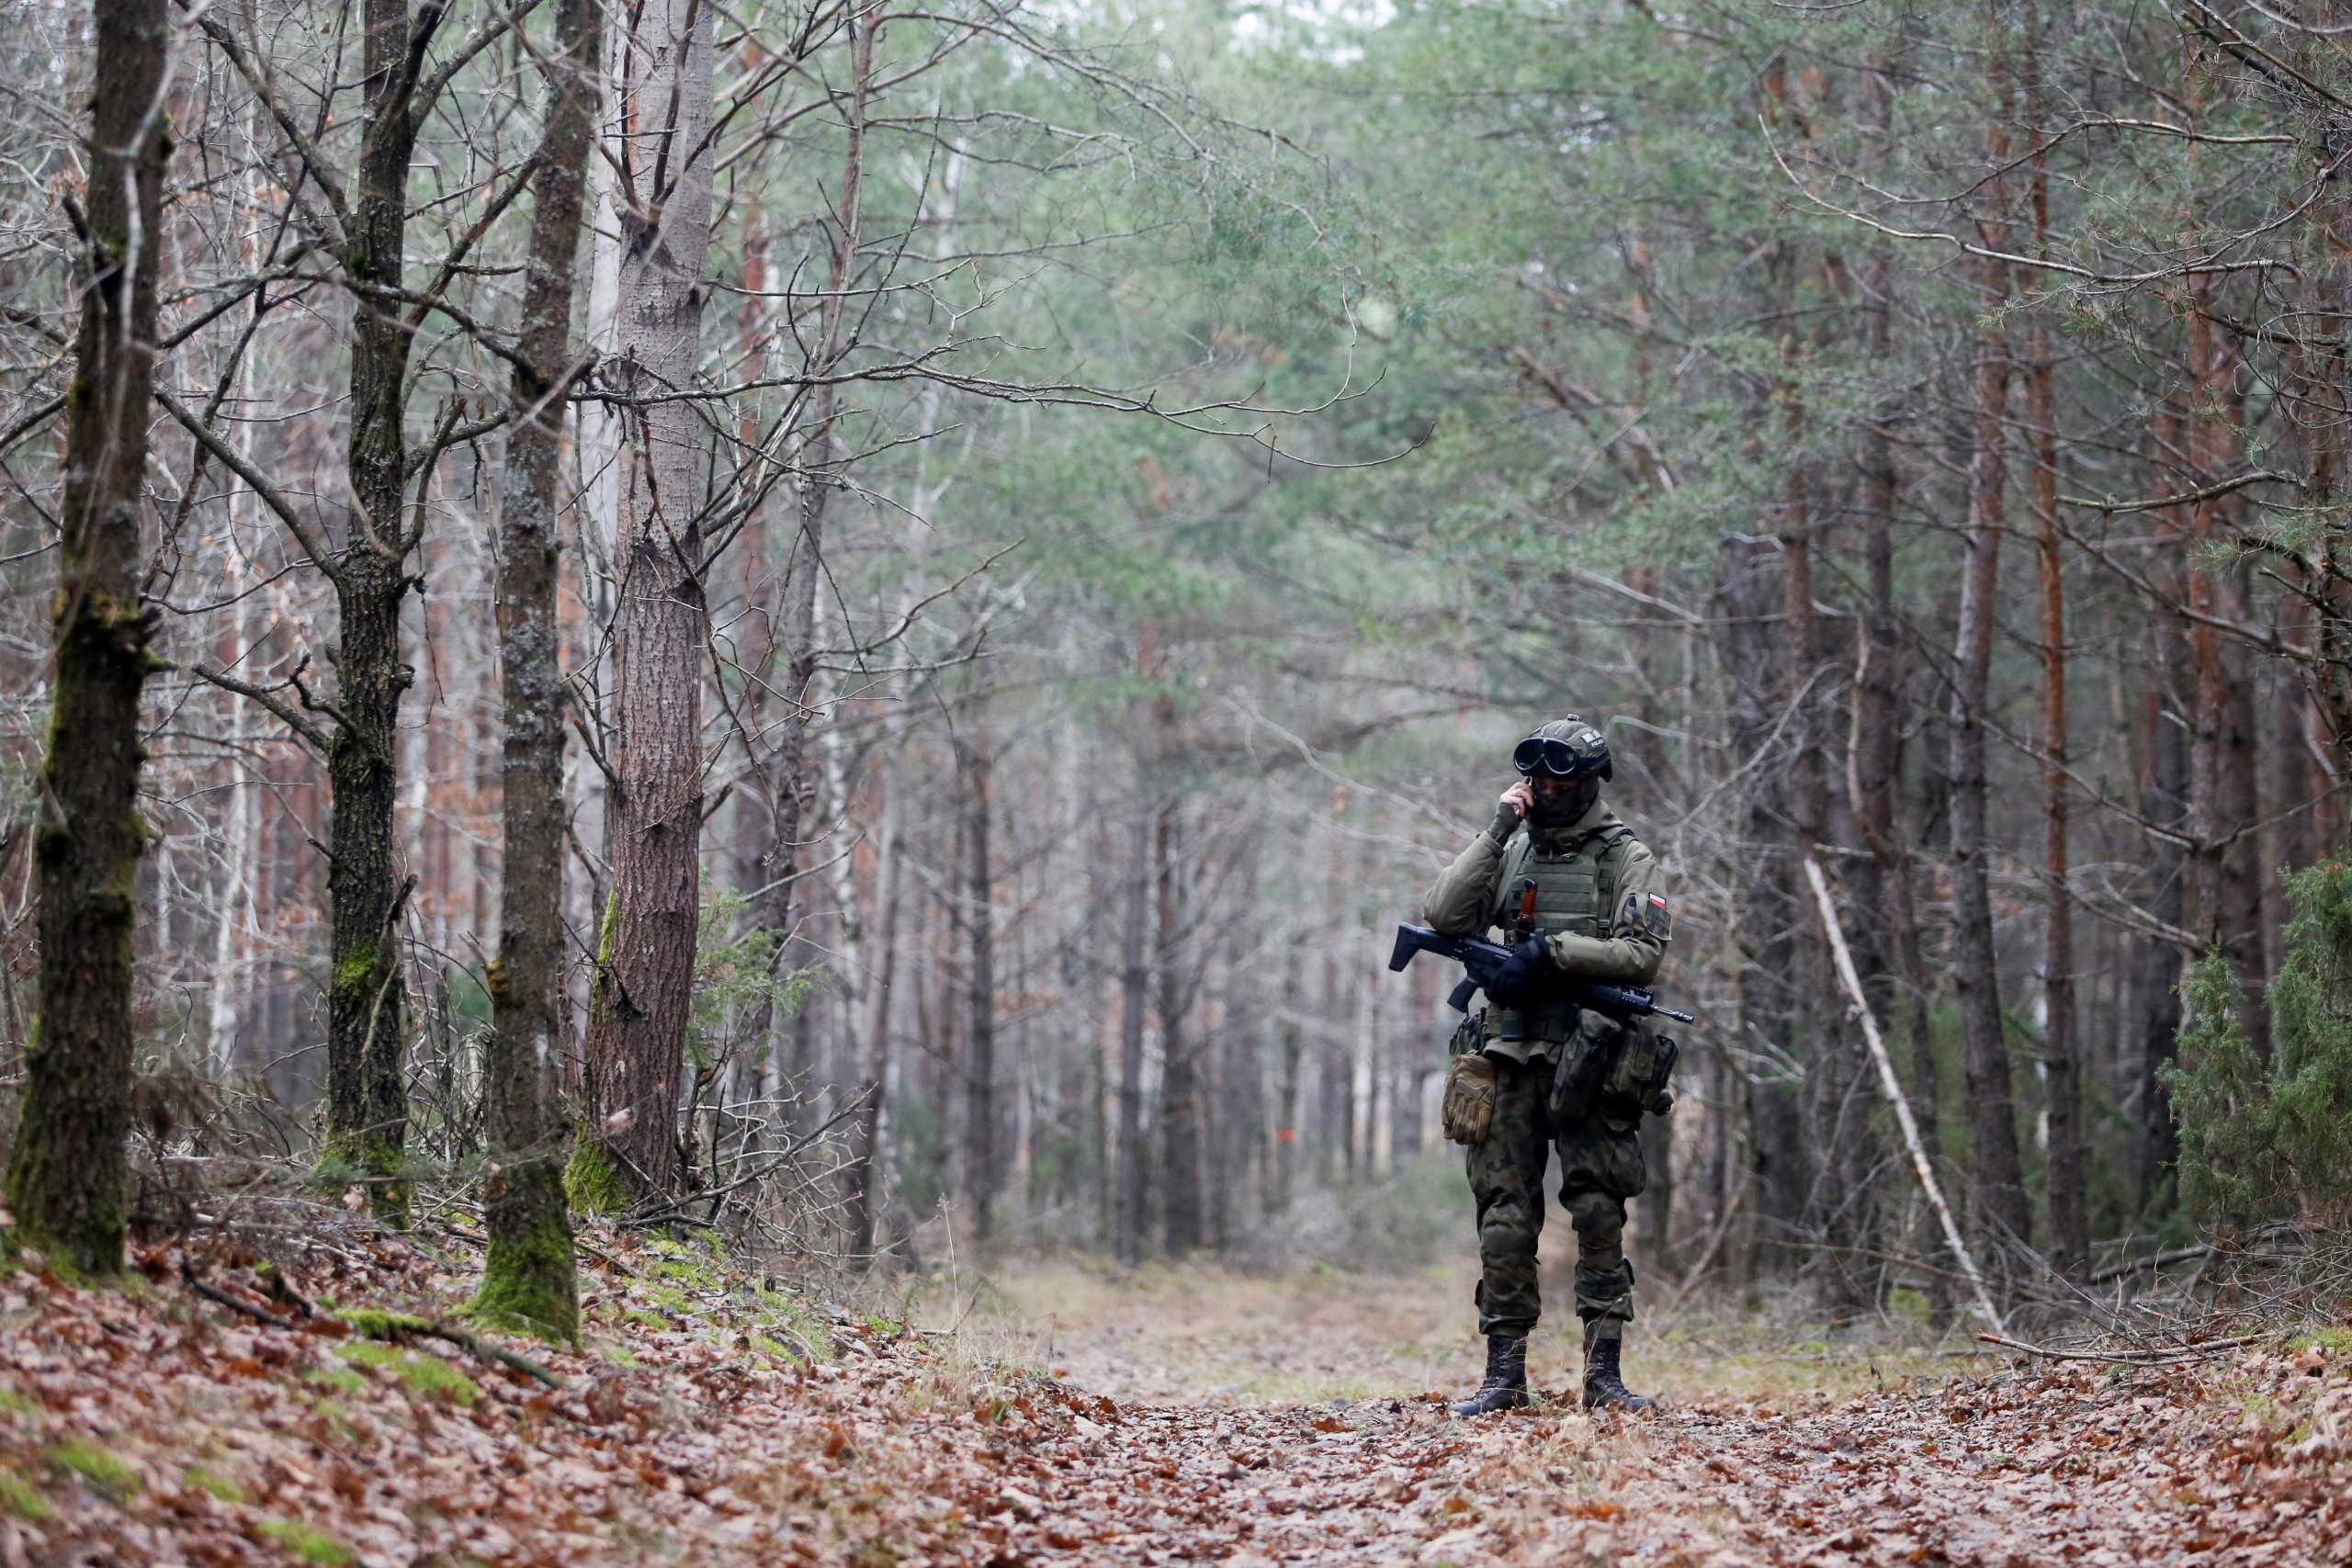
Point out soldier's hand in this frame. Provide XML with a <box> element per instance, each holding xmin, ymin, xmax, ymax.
<box><xmin>1488</xmin><ymin>780</ymin><xmax>1533</xmax><ymax>841</ymax></box>
<box><xmin>1485</xmin><ymin>934</ymin><xmax>1551</xmax><ymax>1009</ymax></box>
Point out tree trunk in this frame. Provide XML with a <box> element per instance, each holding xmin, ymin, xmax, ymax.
<box><xmin>1158</xmin><ymin>803</ymin><xmax>1205</xmax><ymax>1253</ymax></box>
<box><xmin>1214</xmin><ymin>981</ymin><xmax>1250</xmax><ymax>1249</ymax></box>
<box><xmin>1717</xmin><ymin>533</ymin><xmax>1804</xmax><ymax>1266</ymax></box>
<box><xmin>310</xmin><ymin>0</ymin><xmax>451</xmax><ymax>1224</ymax></box>
<box><xmin>1851</xmin><ymin>194</ymin><xmax>1949</xmax><ymax>1320</ymax></box>
<box><xmin>473</xmin><ymin>0</ymin><xmax>602</xmax><ymax>1341</ymax></box>
<box><xmin>959</xmin><ymin>733</ymin><xmax>998</xmax><ymax>1243</ymax></box>
<box><xmin>1114</xmin><ymin>804</ymin><xmax>1151</xmax><ymax>1264</ymax></box>
<box><xmin>1781</xmin><ymin>317</ymin><xmax>1874</xmax><ymax>1310</ymax></box>
<box><xmin>1642</xmin><ymin>1101</ymin><xmax>1675</xmax><ymax>1262</ymax></box>
<box><xmin>1325</xmin><ymin>994</ymin><xmax>1355</xmax><ymax>1184</ymax></box>
<box><xmin>1391</xmin><ymin>999</ymin><xmax>1425</xmax><ymax>1169</ymax></box>
<box><xmin>2134</xmin><ymin>661</ymin><xmax>2190</xmax><ymax>1213</ymax></box>
<box><xmin>1951</xmin><ymin>222</ymin><xmax>2030</xmax><ymax>1253</ymax></box>
<box><xmin>582</xmin><ymin>0</ymin><xmax>718</xmax><ymax>1200</ymax></box>
<box><xmin>739</xmin><ymin>5</ymin><xmax>876</xmax><ymax>1062</ymax></box>
<box><xmin>1094</xmin><ymin>932</ymin><xmax>1114</xmax><ymax>1246</ymax></box>
<box><xmin>1275</xmin><ymin>965</ymin><xmax>1304</xmax><ymax>1216</ymax></box>
<box><xmin>847</xmin><ymin>796</ymin><xmax>900</xmax><ymax>1264</ymax></box>
<box><xmin>2181</xmin><ymin>303</ymin><xmax>2273</xmax><ymax>1064</ymax></box>
<box><xmin>4</xmin><ymin>0</ymin><xmax>169</xmax><ymax>1274</ymax></box>
<box><xmin>2022</xmin><ymin>20</ymin><xmax>2086</xmax><ymax>1274</ymax></box>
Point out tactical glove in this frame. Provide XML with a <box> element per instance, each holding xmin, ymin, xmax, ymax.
<box><xmin>1484</xmin><ymin>934</ymin><xmax>1551</xmax><ymax>1009</ymax></box>
<box><xmin>1487</xmin><ymin>798</ymin><xmax>1524</xmax><ymax>844</ymax></box>
<box><xmin>1441</xmin><ymin>1053</ymin><xmax>1498</xmax><ymax>1145</ymax></box>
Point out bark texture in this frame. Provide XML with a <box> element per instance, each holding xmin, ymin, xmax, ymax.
<box><xmin>2022</xmin><ymin>10</ymin><xmax>2086</xmax><ymax>1269</ymax></box>
<box><xmin>739</xmin><ymin>5</ymin><xmax>874</xmax><ymax>1064</ymax></box>
<box><xmin>1950</xmin><ymin>150</ymin><xmax>2030</xmax><ymax>1251</ymax></box>
<box><xmin>2132</xmin><ymin>670</ymin><xmax>2189</xmax><ymax>1213</ymax></box>
<box><xmin>846</xmin><ymin>805</ymin><xmax>901</xmax><ymax>1263</ymax></box>
<box><xmin>6</xmin><ymin>0</ymin><xmax>171</xmax><ymax>1276</ymax></box>
<box><xmin>1114</xmin><ymin>805</ymin><xmax>1151</xmax><ymax>1266</ymax></box>
<box><xmin>1717</xmin><ymin>534</ymin><xmax>1804</xmax><ymax>1264</ymax></box>
<box><xmin>1157</xmin><ymin>803</ymin><xmax>1205</xmax><ymax>1255</ymax></box>
<box><xmin>960</xmin><ymin>733</ymin><xmax>999</xmax><ymax>1241</ymax></box>
<box><xmin>315</xmin><ymin>0</ymin><xmax>454</xmax><ymax>1224</ymax></box>
<box><xmin>583</xmin><ymin>0</ymin><xmax>718</xmax><ymax>1197</ymax></box>
<box><xmin>474</xmin><ymin>0</ymin><xmax>602</xmax><ymax>1342</ymax></box>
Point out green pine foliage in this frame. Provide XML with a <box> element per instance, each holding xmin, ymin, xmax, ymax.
<box><xmin>2167</xmin><ymin>858</ymin><xmax>2352</xmax><ymax>1234</ymax></box>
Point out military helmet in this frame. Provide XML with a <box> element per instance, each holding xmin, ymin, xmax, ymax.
<box><xmin>1512</xmin><ymin>716</ymin><xmax>1612</xmax><ymax>783</ymax></box>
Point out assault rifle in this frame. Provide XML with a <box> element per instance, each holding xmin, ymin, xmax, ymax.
<box><xmin>1386</xmin><ymin>923</ymin><xmax>1696</xmax><ymax>1023</ymax></box>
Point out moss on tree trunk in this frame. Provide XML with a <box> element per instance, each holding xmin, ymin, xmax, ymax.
<box><xmin>562</xmin><ymin>1138</ymin><xmax>629</xmax><ymax>1216</ymax></box>
<box><xmin>4</xmin><ymin>0</ymin><xmax>170</xmax><ymax>1279</ymax></box>
<box><xmin>469</xmin><ymin>0</ymin><xmax>602</xmax><ymax>1346</ymax></box>
<box><xmin>468</xmin><ymin>1161</ymin><xmax>578</xmax><ymax>1342</ymax></box>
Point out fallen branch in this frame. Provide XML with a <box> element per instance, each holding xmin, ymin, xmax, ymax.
<box><xmin>564</xmin><ymin>1232</ymin><xmax>642</xmax><ymax>1278</ymax></box>
<box><xmin>1804</xmin><ymin>857</ymin><xmax>2008</xmax><ymax>1338</ymax></box>
<box><xmin>207</xmin><ymin>1295</ymin><xmax>570</xmax><ymax>1390</ymax></box>
<box><xmin>1976</xmin><ymin>1330</ymin><xmax>2270</xmax><ymax>1364</ymax></box>
<box><xmin>2086</xmin><ymin>1244</ymin><xmax>2214</xmax><ymax>1284</ymax></box>
<box><xmin>183</xmin><ymin>1269</ymin><xmax>298</xmax><ymax>1329</ymax></box>
<box><xmin>340</xmin><ymin>1313</ymin><xmax>565</xmax><ymax>1390</ymax></box>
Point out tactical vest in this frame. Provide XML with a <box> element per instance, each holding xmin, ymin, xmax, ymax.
<box><xmin>1488</xmin><ymin>821</ymin><xmax>1634</xmax><ymax>1045</ymax></box>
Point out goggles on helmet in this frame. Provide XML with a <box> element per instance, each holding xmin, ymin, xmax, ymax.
<box><xmin>1512</xmin><ymin>731</ymin><xmax>1603</xmax><ymax>778</ymax></box>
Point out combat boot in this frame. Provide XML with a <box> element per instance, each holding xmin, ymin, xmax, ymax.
<box><xmin>1450</xmin><ymin>1334</ymin><xmax>1530</xmax><ymax>1416</ymax></box>
<box><xmin>1580</xmin><ymin>1330</ymin><xmax>1653</xmax><ymax>1413</ymax></box>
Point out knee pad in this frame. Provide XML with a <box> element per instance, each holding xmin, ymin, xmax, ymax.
<box><xmin>1479</xmin><ymin>1193</ymin><xmax>1537</xmax><ymax>1247</ymax></box>
<box><xmin>1564</xmin><ymin>1185</ymin><xmax>1623</xmax><ymax>1241</ymax></box>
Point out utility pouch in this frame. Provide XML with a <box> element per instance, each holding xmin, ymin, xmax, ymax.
<box><xmin>1445</xmin><ymin>1010</ymin><xmax>1487</xmax><ymax>1060</ymax></box>
<box><xmin>1441</xmin><ymin>1053</ymin><xmax>1498</xmax><ymax>1146</ymax></box>
<box><xmin>1547</xmin><ymin>1008</ymin><xmax>1608</xmax><ymax>1120</ymax></box>
<box><xmin>1600</xmin><ymin>1022</ymin><xmax>1679</xmax><ymax>1117</ymax></box>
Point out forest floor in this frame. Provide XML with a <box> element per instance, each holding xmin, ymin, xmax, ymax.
<box><xmin>0</xmin><ymin>1222</ymin><xmax>2345</xmax><ymax>1567</ymax></box>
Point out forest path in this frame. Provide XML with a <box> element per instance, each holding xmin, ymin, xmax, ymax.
<box><xmin>0</xmin><ymin>1239</ymin><xmax>2338</xmax><ymax>1565</ymax></box>
<box><xmin>966</xmin><ymin>1263</ymin><xmax>2347</xmax><ymax>1567</ymax></box>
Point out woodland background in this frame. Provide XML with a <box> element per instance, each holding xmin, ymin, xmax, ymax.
<box><xmin>4</xmin><ymin>0</ymin><xmax>2350</xmax><ymax>1328</ymax></box>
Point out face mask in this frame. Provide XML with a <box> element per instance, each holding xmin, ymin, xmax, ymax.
<box><xmin>1529</xmin><ymin>776</ymin><xmax>1599</xmax><ymax>828</ymax></box>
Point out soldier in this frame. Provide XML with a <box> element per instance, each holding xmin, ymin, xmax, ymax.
<box><xmin>1422</xmin><ymin>716</ymin><xmax>1672</xmax><ymax>1416</ymax></box>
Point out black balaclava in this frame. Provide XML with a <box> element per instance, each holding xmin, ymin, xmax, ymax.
<box><xmin>1531</xmin><ymin>775</ymin><xmax>1600</xmax><ymax>829</ymax></box>
<box><xmin>1522</xmin><ymin>716</ymin><xmax>1607</xmax><ymax>829</ymax></box>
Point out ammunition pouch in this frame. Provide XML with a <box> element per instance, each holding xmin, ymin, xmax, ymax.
<box><xmin>1446</xmin><ymin>1010</ymin><xmax>1487</xmax><ymax>1060</ymax></box>
<box><xmin>1550</xmin><ymin>1014</ymin><xmax>1679</xmax><ymax>1122</ymax></box>
<box><xmin>1546</xmin><ymin>1008</ymin><xmax>1604</xmax><ymax>1120</ymax></box>
<box><xmin>1489</xmin><ymin>992</ymin><xmax>1583</xmax><ymax>1046</ymax></box>
<box><xmin>1600</xmin><ymin>1021</ymin><xmax>1678</xmax><ymax>1118</ymax></box>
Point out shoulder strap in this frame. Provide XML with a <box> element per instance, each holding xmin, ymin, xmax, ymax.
<box><xmin>1590</xmin><ymin>824</ymin><xmax>1638</xmax><ymax>919</ymax></box>
<box><xmin>1567</xmin><ymin>821</ymin><xmax>1634</xmax><ymax>864</ymax></box>
<box><xmin>1498</xmin><ymin>833</ymin><xmax>1535</xmax><ymax>895</ymax></box>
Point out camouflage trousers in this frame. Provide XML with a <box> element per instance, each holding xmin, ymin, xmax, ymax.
<box><xmin>1466</xmin><ymin>1053</ymin><xmax>1645</xmax><ymax>1341</ymax></box>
